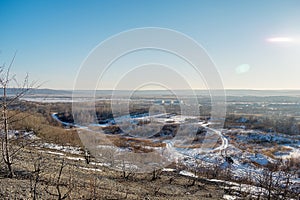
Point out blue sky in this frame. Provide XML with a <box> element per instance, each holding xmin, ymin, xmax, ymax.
<box><xmin>0</xmin><ymin>0</ymin><xmax>300</xmax><ymax>90</ymax></box>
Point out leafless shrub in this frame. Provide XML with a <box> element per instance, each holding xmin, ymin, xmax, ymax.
<box><xmin>45</xmin><ymin>158</ymin><xmax>73</xmax><ymax>200</ymax></box>
<box><xmin>29</xmin><ymin>151</ymin><xmax>46</xmax><ymax>200</ymax></box>
<box><xmin>0</xmin><ymin>53</ymin><xmax>37</xmax><ymax>177</ymax></box>
<box><xmin>151</xmin><ymin>168</ymin><xmax>162</xmax><ymax>181</ymax></box>
<box><xmin>121</xmin><ymin>160</ymin><xmax>135</xmax><ymax>180</ymax></box>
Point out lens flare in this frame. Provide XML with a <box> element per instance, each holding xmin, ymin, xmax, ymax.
<box><xmin>267</xmin><ymin>37</ymin><xmax>294</xmax><ymax>43</ymax></box>
<box><xmin>235</xmin><ymin>64</ymin><xmax>250</xmax><ymax>74</ymax></box>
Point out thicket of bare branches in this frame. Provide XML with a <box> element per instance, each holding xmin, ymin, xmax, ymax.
<box><xmin>0</xmin><ymin>53</ymin><xmax>37</xmax><ymax>177</ymax></box>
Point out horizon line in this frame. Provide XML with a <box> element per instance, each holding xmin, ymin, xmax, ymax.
<box><xmin>35</xmin><ymin>88</ymin><xmax>300</xmax><ymax>91</ymax></box>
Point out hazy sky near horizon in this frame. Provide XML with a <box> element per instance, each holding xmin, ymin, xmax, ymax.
<box><xmin>1</xmin><ymin>0</ymin><xmax>300</xmax><ymax>90</ymax></box>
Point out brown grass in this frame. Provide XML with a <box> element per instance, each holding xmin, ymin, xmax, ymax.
<box><xmin>0</xmin><ymin>146</ymin><xmax>224</xmax><ymax>200</ymax></box>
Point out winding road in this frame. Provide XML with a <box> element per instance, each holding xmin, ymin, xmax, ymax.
<box><xmin>206</xmin><ymin>127</ymin><xmax>228</xmax><ymax>151</ymax></box>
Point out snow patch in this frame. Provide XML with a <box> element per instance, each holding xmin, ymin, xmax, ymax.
<box><xmin>79</xmin><ymin>167</ymin><xmax>102</xmax><ymax>172</ymax></box>
<box><xmin>247</xmin><ymin>153</ymin><xmax>270</xmax><ymax>166</ymax></box>
<box><xmin>40</xmin><ymin>150</ymin><xmax>65</xmax><ymax>156</ymax></box>
<box><xmin>179</xmin><ymin>170</ymin><xmax>198</xmax><ymax>178</ymax></box>
<box><xmin>223</xmin><ymin>194</ymin><xmax>237</xmax><ymax>200</ymax></box>
<box><xmin>40</xmin><ymin>142</ymin><xmax>82</xmax><ymax>154</ymax></box>
<box><xmin>162</xmin><ymin>168</ymin><xmax>176</xmax><ymax>172</ymax></box>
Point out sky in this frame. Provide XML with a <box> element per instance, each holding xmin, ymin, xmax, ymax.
<box><xmin>0</xmin><ymin>0</ymin><xmax>300</xmax><ymax>90</ymax></box>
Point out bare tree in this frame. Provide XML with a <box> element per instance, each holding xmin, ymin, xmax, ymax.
<box><xmin>0</xmin><ymin>53</ymin><xmax>36</xmax><ymax>177</ymax></box>
<box><xmin>121</xmin><ymin>159</ymin><xmax>135</xmax><ymax>180</ymax></box>
<box><xmin>151</xmin><ymin>167</ymin><xmax>162</xmax><ymax>181</ymax></box>
<box><xmin>30</xmin><ymin>151</ymin><xmax>46</xmax><ymax>200</ymax></box>
<box><xmin>45</xmin><ymin>158</ymin><xmax>73</xmax><ymax>200</ymax></box>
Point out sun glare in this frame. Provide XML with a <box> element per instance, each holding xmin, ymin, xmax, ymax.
<box><xmin>267</xmin><ymin>37</ymin><xmax>294</xmax><ymax>43</ymax></box>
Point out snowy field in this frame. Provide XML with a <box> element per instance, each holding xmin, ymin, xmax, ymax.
<box><xmin>50</xmin><ymin>112</ymin><xmax>299</xmax><ymax>180</ymax></box>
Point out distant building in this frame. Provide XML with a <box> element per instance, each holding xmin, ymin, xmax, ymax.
<box><xmin>172</xmin><ymin>100</ymin><xmax>181</xmax><ymax>105</ymax></box>
<box><xmin>162</xmin><ymin>100</ymin><xmax>169</xmax><ymax>105</ymax></box>
<box><xmin>154</xmin><ymin>99</ymin><xmax>183</xmax><ymax>105</ymax></box>
<box><xmin>154</xmin><ymin>99</ymin><xmax>164</xmax><ymax>105</ymax></box>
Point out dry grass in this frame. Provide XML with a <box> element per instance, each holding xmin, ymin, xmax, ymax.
<box><xmin>108</xmin><ymin>135</ymin><xmax>166</xmax><ymax>153</ymax></box>
<box><xmin>261</xmin><ymin>145</ymin><xmax>293</xmax><ymax>159</ymax></box>
<box><xmin>0</xmin><ymin>146</ymin><xmax>224</xmax><ymax>199</ymax></box>
<box><xmin>261</xmin><ymin>149</ymin><xmax>276</xmax><ymax>159</ymax></box>
<box><xmin>7</xmin><ymin>110</ymin><xmax>82</xmax><ymax>147</ymax></box>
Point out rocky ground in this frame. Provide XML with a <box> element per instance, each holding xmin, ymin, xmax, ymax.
<box><xmin>0</xmin><ymin>145</ymin><xmax>225</xmax><ymax>200</ymax></box>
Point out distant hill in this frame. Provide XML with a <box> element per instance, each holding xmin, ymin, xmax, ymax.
<box><xmin>0</xmin><ymin>88</ymin><xmax>72</xmax><ymax>97</ymax></box>
<box><xmin>1</xmin><ymin>88</ymin><xmax>299</xmax><ymax>98</ymax></box>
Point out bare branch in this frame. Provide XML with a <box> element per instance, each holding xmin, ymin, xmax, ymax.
<box><xmin>6</xmin><ymin>51</ymin><xmax>17</xmax><ymax>84</ymax></box>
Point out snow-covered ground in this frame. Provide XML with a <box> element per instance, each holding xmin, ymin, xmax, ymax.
<box><xmin>1</xmin><ymin>130</ymin><xmax>38</xmax><ymax>140</ymax></box>
<box><xmin>51</xmin><ymin>112</ymin><xmax>299</xmax><ymax>169</ymax></box>
<box><xmin>50</xmin><ymin>112</ymin><xmax>300</xmax><ymax>196</ymax></box>
<box><xmin>79</xmin><ymin>166</ymin><xmax>102</xmax><ymax>172</ymax></box>
<box><xmin>39</xmin><ymin>142</ymin><xmax>83</xmax><ymax>155</ymax></box>
<box><xmin>179</xmin><ymin>170</ymin><xmax>198</xmax><ymax>178</ymax></box>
